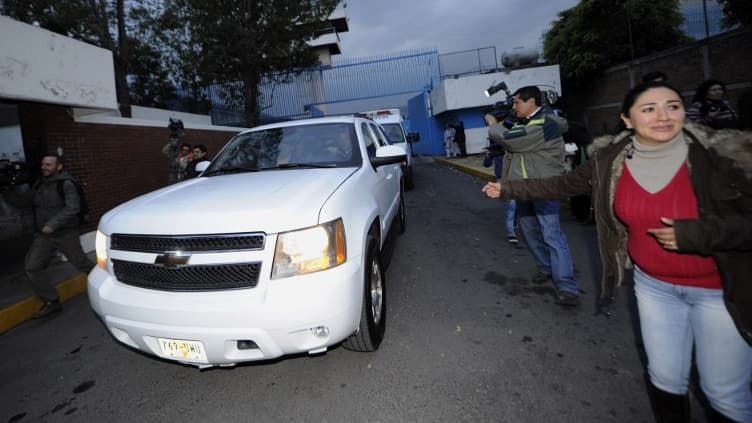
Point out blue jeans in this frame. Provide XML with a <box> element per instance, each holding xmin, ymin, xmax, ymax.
<box><xmin>504</xmin><ymin>200</ymin><xmax>517</xmax><ymax>237</ymax></box>
<box><xmin>516</xmin><ymin>200</ymin><xmax>580</xmax><ymax>295</ymax></box>
<box><xmin>634</xmin><ymin>267</ymin><xmax>752</xmax><ymax>422</ymax></box>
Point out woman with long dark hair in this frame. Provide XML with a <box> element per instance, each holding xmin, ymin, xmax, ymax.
<box><xmin>482</xmin><ymin>81</ymin><xmax>752</xmax><ymax>422</ymax></box>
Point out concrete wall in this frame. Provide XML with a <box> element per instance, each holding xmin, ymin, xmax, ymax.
<box><xmin>431</xmin><ymin>65</ymin><xmax>562</xmax><ymax>115</ymax></box>
<box><xmin>570</xmin><ymin>28</ymin><xmax>752</xmax><ymax>136</ymax></box>
<box><xmin>0</xmin><ymin>16</ymin><xmax>117</xmax><ymax>110</ymax></box>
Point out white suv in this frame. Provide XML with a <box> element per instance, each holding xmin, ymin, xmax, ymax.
<box><xmin>88</xmin><ymin>116</ymin><xmax>406</xmax><ymax>368</ymax></box>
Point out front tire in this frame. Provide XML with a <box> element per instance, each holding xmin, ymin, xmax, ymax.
<box><xmin>404</xmin><ymin>166</ymin><xmax>414</xmax><ymax>190</ymax></box>
<box><xmin>397</xmin><ymin>186</ymin><xmax>406</xmax><ymax>234</ymax></box>
<box><xmin>343</xmin><ymin>235</ymin><xmax>386</xmax><ymax>352</ymax></box>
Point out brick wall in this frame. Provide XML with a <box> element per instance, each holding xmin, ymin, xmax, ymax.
<box><xmin>17</xmin><ymin>103</ymin><xmax>239</xmax><ymax>232</ymax></box>
<box><xmin>568</xmin><ymin>28</ymin><xmax>752</xmax><ymax>136</ymax></box>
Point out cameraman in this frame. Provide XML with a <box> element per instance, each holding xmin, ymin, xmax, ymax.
<box><xmin>1</xmin><ymin>155</ymin><xmax>94</xmax><ymax>318</ymax></box>
<box><xmin>484</xmin><ymin>85</ymin><xmax>581</xmax><ymax>306</ymax></box>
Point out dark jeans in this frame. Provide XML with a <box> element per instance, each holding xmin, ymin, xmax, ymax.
<box><xmin>25</xmin><ymin>228</ymin><xmax>94</xmax><ymax>301</ymax></box>
<box><xmin>516</xmin><ymin>200</ymin><xmax>580</xmax><ymax>295</ymax></box>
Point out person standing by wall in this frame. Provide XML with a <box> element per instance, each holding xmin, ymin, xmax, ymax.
<box><xmin>686</xmin><ymin>79</ymin><xmax>739</xmax><ymax>130</ymax></box>
<box><xmin>482</xmin><ymin>81</ymin><xmax>752</xmax><ymax>423</ymax></box>
<box><xmin>185</xmin><ymin>144</ymin><xmax>208</xmax><ymax>179</ymax></box>
<box><xmin>1</xmin><ymin>155</ymin><xmax>94</xmax><ymax>318</ymax></box>
<box><xmin>484</xmin><ymin>85</ymin><xmax>581</xmax><ymax>306</ymax></box>
<box><xmin>454</xmin><ymin>120</ymin><xmax>467</xmax><ymax>158</ymax></box>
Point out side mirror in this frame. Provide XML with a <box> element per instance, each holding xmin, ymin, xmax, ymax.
<box><xmin>195</xmin><ymin>161</ymin><xmax>211</xmax><ymax>173</ymax></box>
<box><xmin>371</xmin><ymin>145</ymin><xmax>407</xmax><ymax>167</ymax></box>
<box><xmin>407</xmin><ymin>132</ymin><xmax>420</xmax><ymax>143</ymax></box>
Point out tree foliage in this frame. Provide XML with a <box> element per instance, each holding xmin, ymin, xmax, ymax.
<box><xmin>543</xmin><ymin>0</ymin><xmax>687</xmax><ymax>82</ymax></box>
<box><xmin>717</xmin><ymin>0</ymin><xmax>752</xmax><ymax>27</ymax></box>
<box><xmin>160</xmin><ymin>0</ymin><xmax>341</xmax><ymax>127</ymax></box>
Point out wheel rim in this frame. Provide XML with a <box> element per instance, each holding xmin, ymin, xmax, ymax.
<box><xmin>369</xmin><ymin>258</ymin><xmax>383</xmax><ymax>324</ymax></box>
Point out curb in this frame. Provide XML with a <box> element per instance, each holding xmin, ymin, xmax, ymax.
<box><xmin>0</xmin><ymin>232</ymin><xmax>94</xmax><ymax>335</ymax></box>
<box><xmin>0</xmin><ymin>273</ymin><xmax>87</xmax><ymax>334</ymax></box>
<box><xmin>433</xmin><ymin>157</ymin><xmax>496</xmax><ymax>182</ymax></box>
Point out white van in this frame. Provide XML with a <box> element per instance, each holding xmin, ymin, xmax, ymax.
<box><xmin>360</xmin><ymin>109</ymin><xmax>419</xmax><ymax>189</ymax></box>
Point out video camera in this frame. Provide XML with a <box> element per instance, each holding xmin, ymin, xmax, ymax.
<box><xmin>481</xmin><ymin>81</ymin><xmax>514</xmax><ymax>126</ymax></box>
<box><xmin>0</xmin><ymin>160</ymin><xmax>30</xmax><ymax>187</ymax></box>
<box><xmin>168</xmin><ymin>118</ymin><xmax>184</xmax><ymax>139</ymax></box>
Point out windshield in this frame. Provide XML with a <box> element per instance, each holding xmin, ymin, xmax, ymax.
<box><xmin>205</xmin><ymin>123</ymin><xmax>361</xmax><ymax>175</ymax></box>
<box><xmin>382</xmin><ymin>123</ymin><xmax>406</xmax><ymax>144</ymax></box>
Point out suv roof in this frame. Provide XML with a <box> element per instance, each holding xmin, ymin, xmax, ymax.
<box><xmin>248</xmin><ymin>116</ymin><xmax>368</xmax><ymax>134</ymax></box>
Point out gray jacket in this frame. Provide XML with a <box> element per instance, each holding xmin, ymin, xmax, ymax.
<box><xmin>4</xmin><ymin>171</ymin><xmax>81</xmax><ymax>233</ymax></box>
<box><xmin>488</xmin><ymin>108</ymin><xmax>568</xmax><ymax>181</ymax></box>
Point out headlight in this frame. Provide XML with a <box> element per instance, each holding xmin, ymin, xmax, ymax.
<box><xmin>272</xmin><ymin>218</ymin><xmax>346</xmax><ymax>279</ymax></box>
<box><xmin>95</xmin><ymin>230</ymin><xmax>109</xmax><ymax>269</ymax></box>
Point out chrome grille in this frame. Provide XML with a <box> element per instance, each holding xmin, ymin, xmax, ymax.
<box><xmin>112</xmin><ymin>260</ymin><xmax>261</xmax><ymax>291</ymax></box>
<box><xmin>111</xmin><ymin>233</ymin><xmax>264</xmax><ymax>253</ymax></box>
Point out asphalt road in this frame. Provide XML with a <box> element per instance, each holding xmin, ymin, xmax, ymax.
<box><xmin>1</xmin><ymin>158</ymin><xmax>703</xmax><ymax>422</ymax></box>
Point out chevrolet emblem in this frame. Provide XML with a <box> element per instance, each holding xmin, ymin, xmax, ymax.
<box><xmin>155</xmin><ymin>253</ymin><xmax>190</xmax><ymax>268</ymax></box>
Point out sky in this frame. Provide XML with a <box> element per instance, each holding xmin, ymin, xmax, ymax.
<box><xmin>336</xmin><ymin>0</ymin><xmax>581</xmax><ymax>61</ymax></box>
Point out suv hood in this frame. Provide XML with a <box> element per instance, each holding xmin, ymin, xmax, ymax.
<box><xmin>100</xmin><ymin>168</ymin><xmax>355</xmax><ymax>235</ymax></box>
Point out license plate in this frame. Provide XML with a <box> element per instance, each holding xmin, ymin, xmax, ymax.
<box><xmin>157</xmin><ymin>337</ymin><xmax>208</xmax><ymax>363</ymax></box>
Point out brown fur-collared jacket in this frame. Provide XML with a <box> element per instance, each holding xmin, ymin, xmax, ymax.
<box><xmin>499</xmin><ymin>122</ymin><xmax>752</xmax><ymax>344</ymax></box>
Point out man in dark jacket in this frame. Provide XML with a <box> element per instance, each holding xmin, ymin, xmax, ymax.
<box><xmin>2</xmin><ymin>155</ymin><xmax>94</xmax><ymax>318</ymax></box>
<box><xmin>454</xmin><ymin>121</ymin><xmax>467</xmax><ymax>157</ymax></box>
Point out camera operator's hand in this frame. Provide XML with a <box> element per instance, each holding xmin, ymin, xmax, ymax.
<box><xmin>484</xmin><ymin>114</ymin><xmax>498</xmax><ymax>126</ymax></box>
<box><xmin>481</xmin><ymin>182</ymin><xmax>502</xmax><ymax>199</ymax></box>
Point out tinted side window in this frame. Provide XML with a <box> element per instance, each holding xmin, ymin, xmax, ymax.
<box><xmin>361</xmin><ymin>123</ymin><xmax>378</xmax><ymax>158</ymax></box>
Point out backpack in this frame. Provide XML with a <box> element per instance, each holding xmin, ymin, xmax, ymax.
<box><xmin>56</xmin><ymin>179</ymin><xmax>90</xmax><ymax>225</ymax></box>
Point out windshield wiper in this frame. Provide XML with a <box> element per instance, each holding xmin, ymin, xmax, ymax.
<box><xmin>202</xmin><ymin>165</ymin><xmax>260</xmax><ymax>176</ymax></box>
<box><xmin>260</xmin><ymin>163</ymin><xmax>337</xmax><ymax>170</ymax></box>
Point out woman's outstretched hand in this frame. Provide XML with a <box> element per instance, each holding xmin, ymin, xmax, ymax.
<box><xmin>482</xmin><ymin>182</ymin><xmax>502</xmax><ymax>198</ymax></box>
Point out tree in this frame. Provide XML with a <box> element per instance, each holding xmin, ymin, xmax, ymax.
<box><xmin>3</xmin><ymin>0</ymin><xmax>130</xmax><ymax>116</ymax></box>
<box><xmin>717</xmin><ymin>0</ymin><xmax>752</xmax><ymax>27</ymax></box>
<box><xmin>159</xmin><ymin>0</ymin><xmax>340</xmax><ymax>127</ymax></box>
<box><xmin>543</xmin><ymin>0</ymin><xmax>687</xmax><ymax>82</ymax></box>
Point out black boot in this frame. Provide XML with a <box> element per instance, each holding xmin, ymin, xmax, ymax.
<box><xmin>648</xmin><ymin>383</ymin><xmax>690</xmax><ymax>423</ymax></box>
<box><xmin>707</xmin><ymin>407</ymin><xmax>739</xmax><ymax>423</ymax></box>
<box><xmin>32</xmin><ymin>300</ymin><xmax>62</xmax><ymax>319</ymax></box>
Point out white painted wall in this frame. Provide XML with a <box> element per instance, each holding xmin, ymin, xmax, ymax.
<box><xmin>430</xmin><ymin>65</ymin><xmax>562</xmax><ymax>115</ymax></box>
<box><xmin>0</xmin><ymin>16</ymin><xmax>117</xmax><ymax>110</ymax></box>
<box><xmin>130</xmin><ymin>105</ymin><xmax>212</xmax><ymax>125</ymax></box>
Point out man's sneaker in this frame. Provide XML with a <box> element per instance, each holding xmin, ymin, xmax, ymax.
<box><xmin>555</xmin><ymin>291</ymin><xmax>581</xmax><ymax>307</ymax></box>
<box><xmin>32</xmin><ymin>300</ymin><xmax>62</xmax><ymax>319</ymax></box>
<box><xmin>531</xmin><ymin>271</ymin><xmax>552</xmax><ymax>285</ymax></box>
<box><xmin>507</xmin><ymin>235</ymin><xmax>519</xmax><ymax>245</ymax></box>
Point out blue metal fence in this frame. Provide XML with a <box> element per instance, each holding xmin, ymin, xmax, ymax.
<box><xmin>208</xmin><ymin>49</ymin><xmax>441</xmax><ymax>125</ymax></box>
<box><xmin>681</xmin><ymin>1</ymin><xmax>728</xmax><ymax>40</ymax></box>
<box><xmin>438</xmin><ymin>47</ymin><xmax>498</xmax><ymax>79</ymax></box>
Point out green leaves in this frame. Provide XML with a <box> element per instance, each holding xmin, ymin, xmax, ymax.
<box><xmin>543</xmin><ymin>0</ymin><xmax>687</xmax><ymax>82</ymax></box>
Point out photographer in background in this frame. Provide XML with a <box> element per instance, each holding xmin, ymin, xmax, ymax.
<box><xmin>1</xmin><ymin>155</ymin><xmax>94</xmax><ymax>319</ymax></box>
<box><xmin>484</xmin><ymin>85</ymin><xmax>581</xmax><ymax>306</ymax></box>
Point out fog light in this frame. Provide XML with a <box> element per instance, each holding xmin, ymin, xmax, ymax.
<box><xmin>237</xmin><ymin>340</ymin><xmax>258</xmax><ymax>350</ymax></box>
<box><xmin>311</xmin><ymin>326</ymin><xmax>330</xmax><ymax>338</ymax></box>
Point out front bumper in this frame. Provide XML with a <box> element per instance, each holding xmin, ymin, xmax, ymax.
<box><xmin>87</xmin><ymin>258</ymin><xmax>362</xmax><ymax>366</ymax></box>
